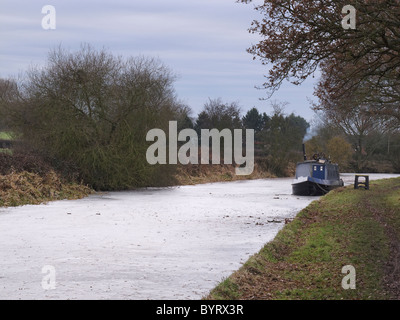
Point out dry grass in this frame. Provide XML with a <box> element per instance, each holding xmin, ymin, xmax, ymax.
<box><xmin>174</xmin><ymin>163</ymin><xmax>276</xmax><ymax>185</ymax></box>
<box><xmin>0</xmin><ymin>170</ymin><xmax>93</xmax><ymax>207</ymax></box>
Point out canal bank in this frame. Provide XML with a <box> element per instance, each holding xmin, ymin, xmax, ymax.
<box><xmin>206</xmin><ymin>177</ymin><xmax>400</xmax><ymax>300</ymax></box>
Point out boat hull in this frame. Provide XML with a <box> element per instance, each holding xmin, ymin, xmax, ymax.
<box><xmin>292</xmin><ymin>177</ymin><xmax>343</xmax><ymax>196</ymax></box>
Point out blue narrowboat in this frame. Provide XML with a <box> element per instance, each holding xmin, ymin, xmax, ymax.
<box><xmin>292</xmin><ymin>145</ymin><xmax>344</xmax><ymax>196</ymax></box>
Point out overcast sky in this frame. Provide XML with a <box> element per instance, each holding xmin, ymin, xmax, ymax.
<box><xmin>0</xmin><ymin>0</ymin><xmax>318</xmax><ymax>121</ymax></box>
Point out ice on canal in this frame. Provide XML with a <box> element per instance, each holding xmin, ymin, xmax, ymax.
<box><xmin>0</xmin><ymin>174</ymin><xmax>398</xmax><ymax>299</ymax></box>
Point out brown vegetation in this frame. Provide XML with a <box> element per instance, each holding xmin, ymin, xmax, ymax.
<box><xmin>174</xmin><ymin>163</ymin><xmax>276</xmax><ymax>185</ymax></box>
<box><xmin>0</xmin><ymin>170</ymin><xmax>92</xmax><ymax>207</ymax></box>
<box><xmin>0</xmin><ymin>150</ymin><xmax>92</xmax><ymax>207</ymax></box>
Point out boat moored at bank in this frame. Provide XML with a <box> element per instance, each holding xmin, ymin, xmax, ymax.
<box><xmin>292</xmin><ymin>145</ymin><xmax>344</xmax><ymax>196</ymax></box>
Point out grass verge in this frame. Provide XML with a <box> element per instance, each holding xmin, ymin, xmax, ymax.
<box><xmin>206</xmin><ymin>177</ymin><xmax>400</xmax><ymax>300</ymax></box>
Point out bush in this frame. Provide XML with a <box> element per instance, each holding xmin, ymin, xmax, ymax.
<box><xmin>2</xmin><ymin>45</ymin><xmax>187</xmax><ymax>190</ymax></box>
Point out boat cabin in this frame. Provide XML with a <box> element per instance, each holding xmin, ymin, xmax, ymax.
<box><xmin>295</xmin><ymin>160</ymin><xmax>340</xmax><ymax>182</ymax></box>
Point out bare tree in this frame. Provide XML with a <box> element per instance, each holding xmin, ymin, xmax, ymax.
<box><xmin>195</xmin><ymin>98</ymin><xmax>242</xmax><ymax>132</ymax></box>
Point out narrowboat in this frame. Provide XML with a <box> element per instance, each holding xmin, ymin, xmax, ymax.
<box><xmin>292</xmin><ymin>145</ymin><xmax>344</xmax><ymax>196</ymax></box>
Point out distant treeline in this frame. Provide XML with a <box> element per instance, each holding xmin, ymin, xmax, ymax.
<box><xmin>305</xmin><ymin>114</ymin><xmax>400</xmax><ymax>174</ymax></box>
<box><xmin>182</xmin><ymin>98</ymin><xmax>311</xmax><ymax>177</ymax></box>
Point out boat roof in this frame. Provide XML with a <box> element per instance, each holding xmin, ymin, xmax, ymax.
<box><xmin>297</xmin><ymin>160</ymin><xmax>338</xmax><ymax>165</ymax></box>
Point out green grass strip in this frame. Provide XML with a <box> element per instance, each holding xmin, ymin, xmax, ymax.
<box><xmin>206</xmin><ymin>178</ymin><xmax>400</xmax><ymax>300</ymax></box>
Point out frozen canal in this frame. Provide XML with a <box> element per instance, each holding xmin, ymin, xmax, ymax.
<box><xmin>0</xmin><ymin>174</ymin><xmax>398</xmax><ymax>300</ymax></box>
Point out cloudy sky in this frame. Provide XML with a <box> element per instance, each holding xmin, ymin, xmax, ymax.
<box><xmin>0</xmin><ymin>0</ymin><xmax>317</xmax><ymax>121</ymax></box>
